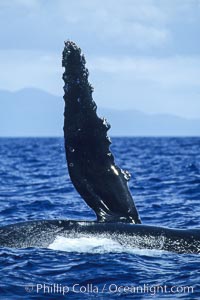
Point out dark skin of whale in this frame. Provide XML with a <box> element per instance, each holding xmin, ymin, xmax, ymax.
<box><xmin>0</xmin><ymin>220</ymin><xmax>200</xmax><ymax>254</ymax></box>
<box><xmin>0</xmin><ymin>41</ymin><xmax>199</xmax><ymax>254</ymax></box>
<box><xmin>62</xmin><ymin>41</ymin><xmax>141</xmax><ymax>224</ymax></box>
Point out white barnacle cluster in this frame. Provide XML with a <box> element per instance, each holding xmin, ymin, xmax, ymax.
<box><xmin>62</xmin><ymin>40</ymin><xmax>80</xmax><ymax>68</ymax></box>
<box><xmin>102</xmin><ymin>117</ymin><xmax>111</xmax><ymax>130</ymax></box>
<box><xmin>62</xmin><ymin>44</ymin><xmax>70</xmax><ymax>67</ymax></box>
<box><xmin>102</xmin><ymin>118</ymin><xmax>107</xmax><ymax>126</ymax></box>
<box><xmin>69</xmin><ymin>147</ymin><xmax>75</xmax><ymax>153</ymax></box>
<box><xmin>121</xmin><ymin>169</ymin><xmax>131</xmax><ymax>181</ymax></box>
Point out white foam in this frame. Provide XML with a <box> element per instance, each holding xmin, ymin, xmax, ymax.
<box><xmin>48</xmin><ymin>236</ymin><xmax>122</xmax><ymax>253</ymax></box>
<box><xmin>48</xmin><ymin>235</ymin><xmax>166</xmax><ymax>256</ymax></box>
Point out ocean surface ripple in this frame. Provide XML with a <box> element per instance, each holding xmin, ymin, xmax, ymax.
<box><xmin>0</xmin><ymin>137</ymin><xmax>200</xmax><ymax>299</ymax></box>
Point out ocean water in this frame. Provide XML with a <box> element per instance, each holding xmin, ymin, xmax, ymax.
<box><xmin>0</xmin><ymin>137</ymin><xmax>200</xmax><ymax>299</ymax></box>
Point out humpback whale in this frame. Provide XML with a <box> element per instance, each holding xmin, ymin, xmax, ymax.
<box><xmin>0</xmin><ymin>41</ymin><xmax>200</xmax><ymax>254</ymax></box>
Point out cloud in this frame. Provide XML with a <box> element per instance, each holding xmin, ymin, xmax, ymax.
<box><xmin>89</xmin><ymin>55</ymin><xmax>200</xmax><ymax>88</ymax></box>
<box><xmin>78</xmin><ymin>0</ymin><xmax>170</xmax><ymax>47</ymax></box>
<box><xmin>0</xmin><ymin>0</ymin><xmax>200</xmax><ymax>119</ymax></box>
<box><xmin>0</xmin><ymin>48</ymin><xmax>200</xmax><ymax>118</ymax></box>
<box><xmin>0</xmin><ymin>0</ymin><xmax>39</xmax><ymax>8</ymax></box>
<box><xmin>0</xmin><ymin>0</ymin><xmax>170</xmax><ymax>51</ymax></box>
<box><xmin>0</xmin><ymin>50</ymin><xmax>62</xmax><ymax>95</ymax></box>
<box><xmin>0</xmin><ymin>0</ymin><xmax>199</xmax><ymax>57</ymax></box>
<box><xmin>87</xmin><ymin>54</ymin><xmax>200</xmax><ymax>118</ymax></box>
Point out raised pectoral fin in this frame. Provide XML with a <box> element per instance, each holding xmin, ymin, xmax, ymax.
<box><xmin>62</xmin><ymin>41</ymin><xmax>141</xmax><ymax>224</ymax></box>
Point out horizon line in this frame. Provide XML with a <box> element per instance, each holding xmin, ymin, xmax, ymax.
<box><xmin>0</xmin><ymin>135</ymin><xmax>199</xmax><ymax>139</ymax></box>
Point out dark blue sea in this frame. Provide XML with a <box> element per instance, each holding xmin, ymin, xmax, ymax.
<box><xmin>0</xmin><ymin>137</ymin><xmax>200</xmax><ymax>299</ymax></box>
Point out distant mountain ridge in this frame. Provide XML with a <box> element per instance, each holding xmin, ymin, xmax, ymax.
<box><xmin>0</xmin><ymin>88</ymin><xmax>199</xmax><ymax>136</ymax></box>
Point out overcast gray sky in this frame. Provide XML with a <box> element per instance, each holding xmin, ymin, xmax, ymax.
<box><xmin>0</xmin><ymin>0</ymin><xmax>200</xmax><ymax>118</ymax></box>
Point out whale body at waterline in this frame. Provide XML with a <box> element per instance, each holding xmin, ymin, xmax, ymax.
<box><xmin>0</xmin><ymin>41</ymin><xmax>199</xmax><ymax>254</ymax></box>
<box><xmin>1</xmin><ymin>220</ymin><xmax>200</xmax><ymax>254</ymax></box>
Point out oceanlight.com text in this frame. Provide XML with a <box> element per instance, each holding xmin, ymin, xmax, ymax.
<box><xmin>25</xmin><ymin>283</ymin><xmax>194</xmax><ymax>296</ymax></box>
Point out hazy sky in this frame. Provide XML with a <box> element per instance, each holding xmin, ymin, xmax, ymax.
<box><xmin>0</xmin><ymin>0</ymin><xmax>200</xmax><ymax>118</ymax></box>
